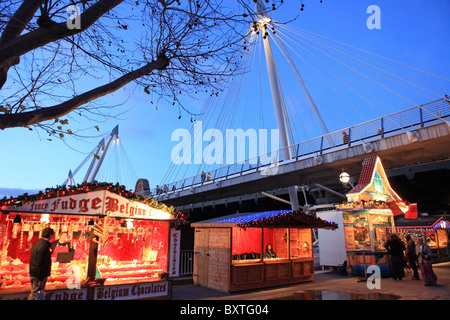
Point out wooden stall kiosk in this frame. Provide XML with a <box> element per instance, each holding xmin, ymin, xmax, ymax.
<box><xmin>395</xmin><ymin>215</ymin><xmax>449</xmax><ymax>263</ymax></box>
<box><xmin>317</xmin><ymin>156</ymin><xmax>418</xmax><ymax>277</ymax></box>
<box><xmin>192</xmin><ymin>210</ymin><xmax>337</xmax><ymax>293</ymax></box>
<box><xmin>0</xmin><ymin>183</ymin><xmax>179</xmax><ymax>300</ymax></box>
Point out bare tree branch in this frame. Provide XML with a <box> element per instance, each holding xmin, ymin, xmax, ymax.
<box><xmin>0</xmin><ymin>0</ymin><xmax>285</xmax><ymax>138</ymax></box>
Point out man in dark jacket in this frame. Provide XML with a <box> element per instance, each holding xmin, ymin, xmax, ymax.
<box><xmin>405</xmin><ymin>235</ymin><xmax>420</xmax><ymax>280</ymax></box>
<box><xmin>28</xmin><ymin>227</ymin><xmax>54</xmax><ymax>300</ymax></box>
<box><xmin>384</xmin><ymin>233</ymin><xmax>406</xmax><ymax>280</ymax></box>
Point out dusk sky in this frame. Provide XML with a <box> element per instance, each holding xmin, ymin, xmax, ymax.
<box><xmin>1</xmin><ymin>0</ymin><xmax>449</xmax><ymax>197</ymax></box>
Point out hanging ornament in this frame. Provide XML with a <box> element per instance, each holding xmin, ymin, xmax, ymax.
<box><xmin>27</xmin><ymin>225</ymin><xmax>34</xmax><ymax>242</ymax></box>
<box><xmin>20</xmin><ymin>229</ymin><xmax>24</xmax><ymax>249</ymax></box>
<box><xmin>12</xmin><ymin>222</ymin><xmax>21</xmax><ymax>238</ymax></box>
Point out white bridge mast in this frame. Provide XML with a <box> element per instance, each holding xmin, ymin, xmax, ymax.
<box><xmin>62</xmin><ymin>125</ymin><xmax>119</xmax><ymax>186</ymax></box>
<box><xmin>254</xmin><ymin>1</ymin><xmax>331</xmax><ymax>210</ymax></box>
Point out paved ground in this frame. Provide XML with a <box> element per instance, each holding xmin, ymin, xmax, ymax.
<box><xmin>171</xmin><ymin>262</ymin><xmax>450</xmax><ymax>300</ymax></box>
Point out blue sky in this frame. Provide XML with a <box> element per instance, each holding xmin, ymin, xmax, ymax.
<box><xmin>1</xmin><ymin>0</ymin><xmax>449</xmax><ymax>197</ymax></box>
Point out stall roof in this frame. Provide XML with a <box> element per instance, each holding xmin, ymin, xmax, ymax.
<box><xmin>395</xmin><ymin>216</ymin><xmax>449</xmax><ymax>229</ymax></box>
<box><xmin>192</xmin><ymin>210</ymin><xmax>338</xmax><ymax>229</ymax></box>
<box><xmin>346</xmin><ymin>156</ymin><xmax>402</xmax><ymax>203</ymax></box>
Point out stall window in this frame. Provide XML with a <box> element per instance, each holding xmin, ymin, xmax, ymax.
<box><xmin>96</xmin><ymin>220</ymin><xmax>169</xmax><ymax>282</ymax></box>
<box><xmin>343</xmin><ymin>212</ymin><xmax>371</xmax><ymax>251</ymax></box>
<box><xmin>425</xmin><ymin>230</ymin><xmax>438</xmax><ymax>248</ymax></box>
<box><xmin>231</xmin><ymin>227</ymin><xmax>262</xmax><ymax>263</ymax></box>
<box><xmin>289</xmin><ymin>228</ymin><xmax>312</xmax><ymax>259</ymax></box>
<box><xmin>369</xmin><ymin>214</ymin><xmax>394</xmax><ymax>251</ymax></box>
<box><xmin>436</xmin><ymin>229</ymin><xmax>448</xmax><ymax>248</ymax></box>
<box><xmin>263</xmin><ymin>228</ymin><xmax>288</xmax><ymax>260</ymax></box>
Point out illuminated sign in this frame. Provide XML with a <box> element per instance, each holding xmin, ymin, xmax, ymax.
<box><xmin>2</xmin><ymin>190</ymin><xmax>174</xmax><ymax>220</ymax></box>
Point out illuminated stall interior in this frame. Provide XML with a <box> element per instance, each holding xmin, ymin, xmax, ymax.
<box><xmin>0</xmin><ymin>183</ymin><xmax>177</xmax><ymax>296</ymax></box>
<box><xmin>395</xmin><ymin>215</ymin><xmax>449</xmax><ymax>262</ymax></box>
<box><xmin>192</xmin><ymin>210</ymin><xmax>337</xmax><ymax>293</ymax></box>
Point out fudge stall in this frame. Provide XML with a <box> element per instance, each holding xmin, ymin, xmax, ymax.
<box><xmin>0</xmin><ymin>183</ymin><xmax>179</xmax><ymax>300</ymax></box>
<box><xmin>192</xmin><ymin>210</ymin><xmax>337</xmax><ymax>293</ymax></box>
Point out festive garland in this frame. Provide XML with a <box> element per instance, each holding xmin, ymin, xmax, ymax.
<box><xmin>236</xmin><ymin>210</ymin><xmax>338</xmax><ymax>230</ymax></box>
<box><xmin>335</xmin><ymin>200</ymin><xmax>392</xmax><ymax>210</ymax></box>
<box><xmin>0</xmin><ymin>181</ymin><xmax>185</xmax><ymax>221</ymax></box>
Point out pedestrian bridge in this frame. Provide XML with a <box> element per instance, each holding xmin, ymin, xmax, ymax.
<box><xmin>148</xmin><ymin>98</ymin><xmax>450</xmax><ymax>209</ymax></box>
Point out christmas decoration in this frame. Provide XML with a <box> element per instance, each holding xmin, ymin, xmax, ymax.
<box><xmin>0</xmin><ymin>181</ymin><xmax>185</xmax><ymax>222</ymax></box>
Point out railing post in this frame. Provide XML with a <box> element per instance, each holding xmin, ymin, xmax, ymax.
<box><xmin>348</xmin><ymin>128</ymin><xmax>352</xmax><ymax>147</ymax></box>
<box><xmin>320</xmin><ymin>136</ymin><xmax>324</xmax><ymax>154</ymax></box>
<box><xmin>419</xmin><ymin>107</ymin><xmax>424</xmax><ymax>128</ymax></box>
<box><xmin>380</xmin><ymin>118</ymin><xmax>384</xmax><ymax>138</ymax></box>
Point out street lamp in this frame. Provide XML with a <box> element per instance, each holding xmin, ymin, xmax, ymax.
<box><xmin>339</xmin><ymin>171</ymin><xmax>350</xmax><ymax>185</ymax></box>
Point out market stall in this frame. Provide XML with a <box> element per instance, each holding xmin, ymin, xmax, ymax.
<box><xmin>317</xmin><ymin>156</ymin><xmax>417</xmax><ymax>277</ymax></box>
<box><xmin>191</xmin><ymin>210</ymin><xmax>337</xmax><ymax>293</ymax></box>
<box><xmin>0</xmin><ymin>183</ymin><xmax>179</xmax><ymax>300</ymax></box>
<box><xmin>395</xmin><ymin>215</ymin><xmax>449</xmax><ymax>262</ymax></box>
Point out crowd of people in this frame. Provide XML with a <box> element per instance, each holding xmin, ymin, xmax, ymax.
<box><xmin>384</xmin><ymin>233</ymin><xmax>438</xmax><ymax>286</ymax></box>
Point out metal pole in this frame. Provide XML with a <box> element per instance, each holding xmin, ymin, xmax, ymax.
<box><xmin>262</xmin><ymin>34</ymin><xmax>299</xmax><ymax>211</ymax></box>
<box><xmin>255</xmin><ymin>1</ymin><xmax>299</xmax><ymax>211</ymax></box>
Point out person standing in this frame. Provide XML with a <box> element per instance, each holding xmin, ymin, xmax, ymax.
<box><xmin>417</xmin><ymin>238</ymin><xmax>438</xmax><ymax>286</ymax></box>
<box><xmin>28</xmin><ymin>227</ymin><xmax>54</xmax><ymax>300</ymax></box>
<box><xmin>405</xmin><ymin>235</ymin><xmax>420</xmax><ymax>280</ymax></box>
<box><xmin>384</xmin><ymin>233</ymin><xmax>406</xmax><ymax>280</ymax></box>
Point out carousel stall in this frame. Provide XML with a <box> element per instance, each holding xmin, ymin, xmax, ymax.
<box><xmin>191</xmin><ymin>210</ymin><xmax>337</xmax><ymax>293</ymax></box>
<box><xmin>0</xmin><ymin>183</ymin><xmax>179</xmax><ymax>300</ymax></box>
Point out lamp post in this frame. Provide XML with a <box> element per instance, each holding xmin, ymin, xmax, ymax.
<box><xmin>339</xmin><ymin>172</ymin><xmax>350</xmax><ymax>185</ymax></box>
<box><xmin>339</xmin><ymin>171</ymin><xmax>354</xmax><ymax>191</ymax></box>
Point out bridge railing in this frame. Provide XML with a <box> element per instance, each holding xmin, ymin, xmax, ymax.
<box><xmin>152</xmin><ymin>98</ymin><xmax>449</xmax><ymax>197</ymax></box>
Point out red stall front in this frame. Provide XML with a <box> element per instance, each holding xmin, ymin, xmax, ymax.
<box><xmin>0</xmin><ymin>183</ymin><xmax>178</xmax><ymax>300</ymax></box>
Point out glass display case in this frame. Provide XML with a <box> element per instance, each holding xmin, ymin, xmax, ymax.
<box><xmin>341</xmin><ymin>209</ymin><xmax>395</xmax><ymax>277</ymax></box>
<box><xmin>343</xmin><ymin>210</ymin><xmax>394</xmax><ymax>252</ymax></box>
<box><xmin>289</xmin><ymin>228</ymin><xmax>312</xmax><ymax>259</ymax></box>
<box><xmin>370</xmin><ymin>213</ymin><xmax>394</xmax><ymax>251</ymax></box>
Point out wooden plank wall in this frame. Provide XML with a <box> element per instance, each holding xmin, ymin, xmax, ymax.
<box><xmin>206</xmin><ymin>228</ymin><xmax>231</xmax><ymax>292</ymax></box>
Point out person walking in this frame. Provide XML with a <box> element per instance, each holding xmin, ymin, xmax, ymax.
<box><xmin>28</xmin><ymin>227</ymin><xmax>54</xmax><ymax>300</ymax></box>
<box><xmin>405</xmin><ymin>235</ymin><xmax>420</xmax><ymax>280</ymax></box>
<box><xmin>417</xmin><ymin>238</ymin><xmax>438</xmax><ymax>286</ymax></box>
<box><xmin>384</xmin><ymin>233</ymin><xmax>406</xmax><ymax>280</ymax></box>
